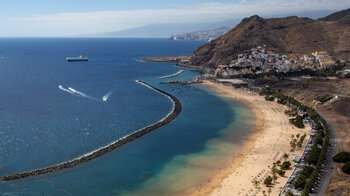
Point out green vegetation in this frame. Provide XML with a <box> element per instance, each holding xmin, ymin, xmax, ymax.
<box><xmin>285</xmin><ymin>109</ymin><xmax>298</xmax><ymax>117</ymax></box>
<box><xmin>290</xmin><ymin>140</ymin><xmax>296</xmax><ymax>151</ymax></box>
<box><xmin>241</xmin><ymin>62</ymin><xmax>347</xmax><ymax>79</ymax></box>
<box><xmin>294</xmin><ymin>174</ymin><xmax>307</xmax><ymax>188</ymax></box>
<box><xmin>315</xmin><ymin>95</ymin><xmax>334</xmax><ymax>104</ymax></box>
<box><xmin>277</xmin><ymin>169</ymin><xmax>285</xmax><ymax>176</ymax></box>
<box><xmin>341</xmin><ymin>162</ymin><xmax>350</xmax><ymax>174</ymax></box>
<box><xmin>290</xmin><ymin>115</ymin><xmax>305</xmax><ymax>128</ymax></box>
<box><xmin>264</xmin><ymin>176</ymin><xmax>273</xmax><ymax>187</ymax></box>
<box><xmin>265</xmin><ymin>95</ymin><xmax>275</xmax><ymax>101</ymax></box>
<box><xmin>286</xmin><ymin>190</ymin><xmax>295</xmax><ymax>196</ymax></box>
<box><xmin>294</xmin><ymin>165</ymin><xmax>315</xmax><ymax>188</ymax></box>
<box><xmin>280</xmin><ymin>161</ymin><xmax>291</xmax><ymax>170</ymax></box>
<box><xmin>306</xmin><ymin>146</ymin><xmax>322</xmax><ymax>165</ymax></box>
<box><xmin>258</xmin><ymin>89</ymin><xmax>331</xmax><ymax>196</ymax></box>
<box><xmin>333</xmin><ymin>152</ymin><xmax>350</xmax><ymax>163</ymax></box>
<box><xmin>295</xmin><ymin>133</ymin><xmax>307</xmax><ymax>149</ymax></box>
<box><xmin>252</xmin><ymin>179</ymin><xmax>260</xmax><ymax>188</ymax></box>
<box><xmin>314</xmin><ymin>132</ymin><xmax>324</xmax><ymax>145</ymax></box>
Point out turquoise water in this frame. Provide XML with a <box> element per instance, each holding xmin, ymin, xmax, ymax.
<box><xmin>0</xmin><ymin>38</ymin><xmax>254</xmax><ymax>195</ymax></box>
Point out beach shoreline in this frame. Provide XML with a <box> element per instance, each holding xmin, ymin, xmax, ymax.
<box><xmin>188</xmin><ymin>81</ymin><xmax>309</xmax><ymax>196</ymax></box>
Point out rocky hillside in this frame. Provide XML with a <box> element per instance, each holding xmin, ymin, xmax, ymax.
<box><xmin>318</xmin><ymin>8</ymin><xmax>350</xmax><ymax>24</ymax></box>
<box><xmin>190</xmin><ymin>9</ymin><xmax>350</xmax><ymax>68</ymax></box>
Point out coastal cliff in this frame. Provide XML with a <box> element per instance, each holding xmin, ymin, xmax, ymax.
<box><xmin>190</xmin><ymin>8</ymin><xmax>350</xmax><ymax>68</ymax></box>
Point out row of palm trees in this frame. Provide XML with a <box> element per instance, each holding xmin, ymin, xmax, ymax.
<box><xmin>251</xmin><ymin>153</ymin><xmax>290</xmax><ymax>195</ymax></box>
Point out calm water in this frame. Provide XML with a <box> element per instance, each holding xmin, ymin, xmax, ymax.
<box><xmin>0</xmin><ymin>38</ymin><xmax>254</xmax><ymax>196</ymax></box>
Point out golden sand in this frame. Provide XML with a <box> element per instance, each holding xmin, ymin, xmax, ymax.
<box><xmin>189</xmin><ymin>81</ymin><xmax>310</xmax><ymax>196</ymax></box>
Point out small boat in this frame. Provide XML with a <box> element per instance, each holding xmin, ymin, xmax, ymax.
<box><xmin>66</xmin><ymin>55</ymin><xmax>88</xmax><ymax>62</ymax></box>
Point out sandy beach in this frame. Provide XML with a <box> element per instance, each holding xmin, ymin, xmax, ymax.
<box><xmin>190</xmin><ymin>81</ymin><xmax>310</xmax><ymax>196</ymax></box>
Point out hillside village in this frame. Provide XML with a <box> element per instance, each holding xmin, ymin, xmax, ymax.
<box><xmin>213</xmin><ymin>45</ymin><xmax>342</xmax><ymax>78</ymax></box>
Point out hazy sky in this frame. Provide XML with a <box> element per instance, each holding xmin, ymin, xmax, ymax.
<box><xmin>0</xmin><ymin>0</ymin><xmax>349</xmax><ymax>37</ymax></box>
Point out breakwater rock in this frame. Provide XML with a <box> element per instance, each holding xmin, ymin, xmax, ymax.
<box><xmin>159</xmin><ymin>80</ymin><xmax>203</xmax><ymax>85</ymax></box>
<box><xmin>157</xmin><ymin>70</ymin><xmax>184</xmax><ymax>79</ymax></box>
<box><xmin>1</xmin><ymin>80</ymin><xmax>182</xmax><ymax>181</ymax></box>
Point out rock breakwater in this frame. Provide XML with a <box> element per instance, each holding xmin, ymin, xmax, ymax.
<box><xmin>1</xmin><ymin>80</ymin><xmax>182</xmax><ymax>181</ymax></box>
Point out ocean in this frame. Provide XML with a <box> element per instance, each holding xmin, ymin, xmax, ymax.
<box><xmin>0</xmin><ymin>38</ymin><xmax>254</xmax><ymax>196</ymax></box>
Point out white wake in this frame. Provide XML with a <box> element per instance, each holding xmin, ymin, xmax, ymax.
<box><xmin>59</xmin><ymin>85</ymin><xmax>75</xmax><ymax>95</ymax></box>
<box><xmin>68</xmin><ymin>87</ymin><xmax>89</xmax><ymax>98</ymax></box>
<box><xmin>58</xmin><ymin>85</ymin><xmax>100</xmax><ymax>101</ymax></box>
<box><xmin>102</xmin><ymin>90</ymin><xmax>114</xmax><ymax>102</ymax></box>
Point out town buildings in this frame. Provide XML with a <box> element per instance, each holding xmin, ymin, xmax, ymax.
<box><xmin>214</xmin><ymin>45</ymin><xmax>336</xmax><ymax>78</ymax></box>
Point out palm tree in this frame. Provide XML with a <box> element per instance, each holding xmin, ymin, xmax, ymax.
<box><xmin>268</xmin><ymin>188</ymin><xmax>271</xmax><ymax>196</ymax></box>
<box><xmin>253</xmin><ymin>180</ymin><xmax>259</xmax><ymax>188</ymax></box>
<box><xmin>283</xmin><ymin>153</ymin><xmax>289</xmax><ymax>161</ymax></box>
<box><xmin>272</xmin><ymin>174</ymin><xmax>278</xmax><ymax>183</ymax></box>
<box><xmin>262</xmin><ymin>190</ymin><xmax>266</xmax><ymax>196</ymax></box>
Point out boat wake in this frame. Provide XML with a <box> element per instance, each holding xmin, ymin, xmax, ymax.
<box><xmin>59</xmin><ymin>85</ymin><xmax>99</xmax><ymax>101</ymax></box>
<box><xmin>102</xmin><ymin>90</ymin><xmax>114</xmax><ymax>102</ymax></box>
<box><xmin>58</xmin><ymin>85</ymin><xmax>75</xmax><ymax>95</ymax></box>
<box><xmin>2</xmin><ymin>80</ymin><xmax>182</xmax><ymax>181</ymax></box>
<box><xmin>68</xmin><ymin>87</ymin><xmax>89</xmax><ymax>98</ymax></box>
<box><xmin>59</xmin><ymin>85</ymin><xmax>115</xmax><ymax>102</ymax></box>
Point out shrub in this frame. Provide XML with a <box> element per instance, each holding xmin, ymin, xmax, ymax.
<box><xmin>264</xmin><ymin>176</ymin><xmax>273</xmax><ymax>186</ymax></box>
<box><xmin>277</xmin><ymin>169</ymin><xmax>285</xmax><ymax>176</ymax></box>
<box><xmin>299</xmin><ymin>134</ymin><xmax>307</xmax><ymax>143</ymax></box>
<box><xmin>280</xmin><ymin>161</ymin><xmax>291</xmax><ymax>170</ymax></box>
<box><xmin>315</xmin><ymin>95</ymin><xmax>334</xmax><ymax>103</ymax></box>
<box><xmin>341</xmin><ymin>161</ymin><xmax>350</xmax><ymax>174</ymax></box>
<box><xmin>285</xmin><ymin>109</ymin><xmax>298</xmax><ymax>117</ymax></box>
<box><xmin>290</xmin><ymin>115</ymin><xmax>305</xmax><ymax>128</ymax></box>
<box><xmin>286</xmin><ymin>190</ymin><xmax>295</xmax><ymax>196</ymax></box>
<box><xmin>265</xmin><ymin>95</ymin><xmax>275</xmax><ymax>101</ymax></box>
<box><xmin>333</xmin><ymin>152</ymin><xmax>350</xmax><ymax>163</ymax></box>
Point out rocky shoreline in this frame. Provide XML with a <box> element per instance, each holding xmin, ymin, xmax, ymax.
<box><xmin>1</xmin><ymin>80</ymin><xmax>182</xmax><ymax>181</ymax></box>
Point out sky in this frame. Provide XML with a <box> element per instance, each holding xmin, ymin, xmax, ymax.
<box><xmin>0</xmin><ymin>0</ymin><xmax>349</xmax><ymax>37</ymax></box>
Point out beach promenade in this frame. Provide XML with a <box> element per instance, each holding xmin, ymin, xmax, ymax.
<box><xmin>192</xmin><ymin>81</ymin><xmax>310</xmax><ymax>196</ymax></box>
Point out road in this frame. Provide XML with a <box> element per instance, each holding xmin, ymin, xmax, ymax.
<box><xmin>311</xmin><ymin>112</ymin><xmax>338</xmax><ymax>196</ymax></box>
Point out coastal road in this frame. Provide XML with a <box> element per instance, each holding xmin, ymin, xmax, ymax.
<box><xmin>311</xmin><ymin>112</ymin><xmax>338</xmax><ymax>196</ymax></box>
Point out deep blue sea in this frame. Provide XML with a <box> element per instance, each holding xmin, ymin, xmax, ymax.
<box><xmin>0</xmin><ymin>38</ymin><xmax>254</xmax><ymax>196</ymax></box>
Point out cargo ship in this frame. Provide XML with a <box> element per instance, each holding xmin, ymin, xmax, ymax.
<box><xmin>66</xmin><ymin>55</ymin><xmax>88</xmax><ymax>62</ymax></box>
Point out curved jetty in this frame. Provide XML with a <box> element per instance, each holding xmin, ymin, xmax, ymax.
<box><xmin>157</xmin><ymin>70</ymin><xmax>184</xmax><ymax>79</ymax></box>
<box><xmin>1</xmin><ymin>80</ymin><xmax>182</xmax><ymax>181</ymax></box>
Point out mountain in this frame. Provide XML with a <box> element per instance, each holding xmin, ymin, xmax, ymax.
<box><xmin>318</xmin><ymin>8</ymin><xmax>350</xmax><ymax>25</ymax></box>
<box><xmin>169</xmin><ymin>27</ymin><xmax>230</xmax><ymax>41</ymax></box>
<box><xmin>190</xmin><ymin>9</ymin><xmax>350</xmax><ymax>68</ymax></box>
<box><xmin>95</xmin><ymin>10</ymin><xmax>336</xmax><ymax>38</ymax></box>
<box><xmin>99</xmin><ymin>22</ymin><xmax>238</xmax><ymax>38</ymax></box>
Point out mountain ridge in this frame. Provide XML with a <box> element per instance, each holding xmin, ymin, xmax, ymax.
<box><xmin>190</xmin><ymin>9</ymin><xmax>350</xmax><ymax>68</ymax></box>
<box><xmin>169</xmin><ymin>27</ymin><xmax>230</xmax><ymax>41</ymax></box>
